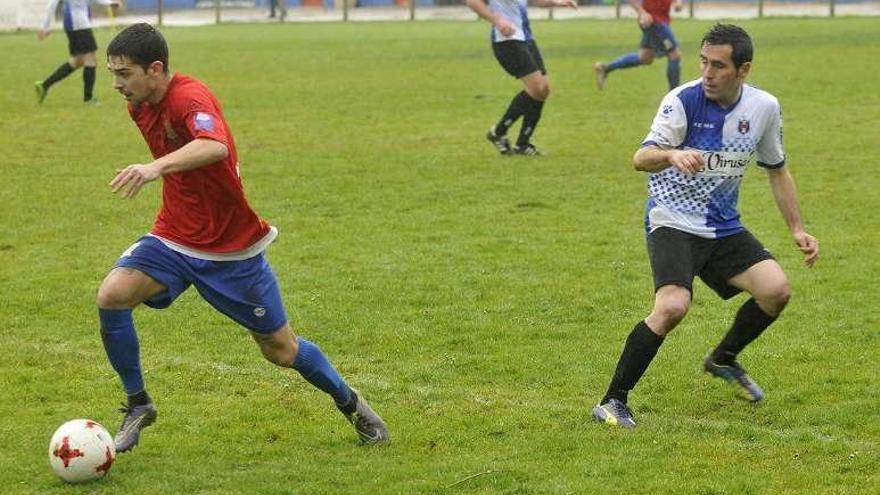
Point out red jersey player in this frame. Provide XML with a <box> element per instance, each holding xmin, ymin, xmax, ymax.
<box><xmin>593</xmin><ymin>0</ymin><xmax>684</xmax><ymax>91</ymax></box>
<box><xmin>99</xmin><ymin>23</ymin><xmax>388</xmax><ymax>452</ymax></box>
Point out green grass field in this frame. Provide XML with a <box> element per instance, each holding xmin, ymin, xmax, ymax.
<box><xmin>1</xmin><ymin>16</ymin><xmax>878</xmax><ymax>494</ymax></box>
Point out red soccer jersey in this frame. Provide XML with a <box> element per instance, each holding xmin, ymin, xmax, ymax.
<box><xmin>128</xmin><ymin>74</ymin><xmax>271</xmax><ymax>253</ymax></box>
<box><xmin>642</xmin><ymin>0</ymin><xmax>672</xmax><ymax>24</ymax></box>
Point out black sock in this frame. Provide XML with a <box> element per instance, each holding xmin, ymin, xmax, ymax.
<box><xmin>43</xmin><ymin>62</ymin><xmax>76</xmax><ymax>90</ymax></box>
<box><xmin>494</xmin><ymin>90</ymin><xmax>532</xmax><ymax>136</ymax></box>
<box><xmin>711</xmin><ymin>298</ymin><xmax>777</xmax><ymax>365</ymax></box>
<box><xmin>516</xmin><ymin>96</ymin><xmax>544</xmax><ymax>147</ymax></box>
<box><xmin>83</xmin><ymin>66</ymin><xmax>96</xmax><ymax>101</ymax></box>
<box><xmin>127</xmin><ymin>390</ymin><xmax>152</xmax><ymax>408</ymax></box>
<box><xmin>337</xmin><ymin>389</ymin><xmax>358</xmax><ymax>415</ymax></box>
<box><xmin>602</xmin><ymin>320</ymin><xmax>665</xmax><ymax>404</ymax></box>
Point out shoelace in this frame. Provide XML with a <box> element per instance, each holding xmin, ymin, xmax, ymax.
<box><xmin>718</xmin><ymin>362</ymin><xmax>756</xmax><ymax>388</ymax></box>
<box><xmin>349</xmin><ymin>412</ymin><xmax>366</xmax><ymax>429</ymax></box>
<box><xmin>723</xmin><ymin>362</ymin><xmax>748</xmax><ymax>378</ymax></box>
<box><xmin>117</xmin><ymin>403</ymin><xmax>147</xmax><ymax>430</ymax></box>
<box><xmin>356</xmin><ymin>415</ymin><xmax>370</xmax><ymax>431</ymax></box>
<box><xmin>609</xmin><ymin>400</ymin><xmax>632</xmax><ymax>419</ymax></box>
<box><xmin>732</xmin><ymin>367</ymin><xmax>755</xmax><ymax>386</ymax></box>
<box><xmin>349</xmin><ymin>411</ymin><xmax>377</xmax><ymax>434</ymax></box>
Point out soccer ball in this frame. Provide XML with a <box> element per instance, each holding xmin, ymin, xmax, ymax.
<box><xmin>48</xmin><ymin>419</ymin><xmax>116</xmax><ymax>483</ymax></box>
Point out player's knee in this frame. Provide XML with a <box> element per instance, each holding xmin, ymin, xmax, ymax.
<box><xmin>640</xmin><ymin>54</ymin><xmax>654</xmax><ymax>65</ymax></box>
<box><xmin>658</xmin><ymin>299</ymin><xmax>689</xmax><ymax>325</ymax></box>
<box><xmin>528</xmin><ymin>83</ymin><xmax>550</xmax><ymax>102</ymax></box>
<box><xmin>763</xmin><ymin>282</ymin><xmax>791</xmax><ymax>313</ymax></box>
<box><xmin>261</xmin><ymin>346</ymin><xmax>293</xmax><ymax>367</ymax></box>
<box><xmin>96</xmin><ymin>282</ymin><xmax>134</xmax><ymax>309</ymax></box>
<box><xmin>259</xmin><ymin>336</ymin><xmax>298</xmax><ymax>367</ymax></box>
<box><xmin>537</xmin><ymin>83</ymin><xmax>551</xmax><ymax>101</ymax></box>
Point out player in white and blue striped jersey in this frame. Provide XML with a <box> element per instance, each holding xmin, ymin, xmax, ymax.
<box><xmin>466</xmin><ymin>0</ymin><xmax>576</xmax><ymax>156</ymax></box>
<box><xmin>593</xmin><ymin>24</ymin><xmax>819</xmax><ymax>429</ymax></box>
<box><xmin>641</xmin><ymin>76</ymin><xmax>786</xmax><ymax>239</ymax></box>
<box><xmin>35</xmin><ymin>0</ymin><xmax>118</xmax><ymax>104</ymax></box>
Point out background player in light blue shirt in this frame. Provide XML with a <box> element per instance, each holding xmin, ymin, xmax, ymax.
<box><xmin>467</xmin><ymin>0</ymin><xmax>576</xmax><ymax>156</ymax></box>
<box><xmin>593</xmin><ymin>24</ymin><xmax>819</xmax><ymax>429</ymax></box>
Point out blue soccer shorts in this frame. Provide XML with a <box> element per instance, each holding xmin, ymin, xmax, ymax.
<box><xmin>114</xmin><ymin>235</ymin><xmax>288</xmax><ymax>334</ymax></box>
<box><xmin>640</xmin><ymin>22</ymin><xmax>679</xmax><ymax>57</ymax></box>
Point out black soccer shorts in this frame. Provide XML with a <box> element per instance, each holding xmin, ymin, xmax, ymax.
<box><xmin>492</xmin><ymin>40</ymin><xmax>546</xmax><ymax>79</ymax></box>
<box><xmin>647</xmin><ymin>227</ymin><xmax>775</xmax><ymax>300</ymax></box>
<box><xmin>66</xmin><ymin>29</ymin><xmax>98</xmax><ymax>56</ymax></box>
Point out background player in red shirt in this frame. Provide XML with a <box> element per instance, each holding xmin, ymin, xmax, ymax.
<box><xmin>99</xmin><ymin>23</ymin><xmax>388</xmax><ymax>451</ymax></box>
<box><xmin>593</xmin><ymin>0</ymin><xmax>683</xmax><ymax>91</ymax></box>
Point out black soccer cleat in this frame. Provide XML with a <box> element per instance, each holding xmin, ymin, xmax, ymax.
<box><xmin>486</xmin><ymin>128</ymin><xmax>513</xmax><ymax>155</ymax></box>
<box><xmin>513</xmin><ymin>143</ymin><xmax>543</xmax><ymax>156</ymax></box>
<box><xmin>338</xmin><ymin>389</ymin><xmax>389</xmax><ymax>445</ymax></box>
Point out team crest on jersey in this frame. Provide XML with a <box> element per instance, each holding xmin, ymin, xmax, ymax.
<box><xmin>164</xmin><ymin>120</ymin><xmax>179</xmax><ymax>141</ymax></box>
<box><xmin>194</xmin><ymin>112</ymin><xmax>215</xmax><ymax>132</ymax></box>
<box><xmin>738</xmin><ymin>118</ymin><xmax>750</xmax><ymax>135</ymax></box>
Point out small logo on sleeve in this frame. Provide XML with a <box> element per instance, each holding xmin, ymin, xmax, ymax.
<box><xmin>193</xmin><ymin>112</ymin><xmax>215</xmax><ymax>132</ymax></box>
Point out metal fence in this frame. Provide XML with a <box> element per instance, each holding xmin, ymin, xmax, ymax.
<box><xmin>4</xmin><ymin>0</ymin><xmax>879</xmax><ymax>31</ymax></box>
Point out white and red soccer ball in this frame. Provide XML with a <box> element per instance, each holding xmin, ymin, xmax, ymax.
<box><xmin>48</xmin><ymin>419</ymin><xmax>116</xmax><ymax>483</ymax></box>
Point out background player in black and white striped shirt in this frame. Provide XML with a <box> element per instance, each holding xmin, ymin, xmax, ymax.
<box><xmin>467</xmin><ymin>0</ymin><xmax>576</xmax><ymax>156</ymax></box>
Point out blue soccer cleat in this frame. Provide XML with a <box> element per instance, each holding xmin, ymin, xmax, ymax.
<box><xmin>704</xmin><ymin>355</ymin><xmax>765</xmax><ymax>402</ymax></box>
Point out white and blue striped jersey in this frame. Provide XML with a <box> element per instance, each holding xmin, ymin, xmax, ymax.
<box><xmin>641</xmin><ymin>79</ymin><xmax>786</xmax><ymax>239</ymax></box>
<box><xmin>489</xmin><ymin>0</ymin><xmax>533</xmax><ymax>43</ymax></box>
<box><xmin>43</xmin><ymin>0</ymin><xmax>113</xmax><ymax>32</ymax></box>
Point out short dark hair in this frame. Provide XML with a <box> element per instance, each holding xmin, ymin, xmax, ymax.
<box><xmin>701</xmin><ymin>23</ymin><xmax>753</xmax><ymax>69</ymax></box>
<box><xmin>107</xmin><ymin>23</ymin><xmax>169</xmax><ymax>73</ymax></box>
